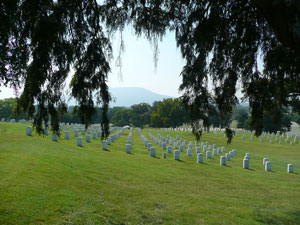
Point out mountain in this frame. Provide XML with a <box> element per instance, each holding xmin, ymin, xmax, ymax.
<box><xmin>109</xmin><ymin>87</ymin><xmax>172</xmax><ymax>107</ymax></box>
<box><xmin>66</xmin><ymin>87</ymin><xmax>173</xmax><ymax>107</ymax></box>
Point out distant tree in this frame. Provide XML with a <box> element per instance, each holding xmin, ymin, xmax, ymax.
<box><xmin>150</xmin><ymin>98</ymin><xmax>188</xmax><ymax>128</ymax></box>
<box><xmin>209</xmin><ymin>106</ymin><xmax>232</xmax><ymax>128</ymax></box>
<box><xmin>235</xmin><ymin>107</ymin><xmax>249</xmax><ymax>129</ymax></box>
<box><xmin>244</xmin><ymin>110</ymin><xmax>292</xmax><ymax>133</ymax></box>
<box><xmin>294</xmin><ymin>115</ymin><xmax>300</xmax><ymax>128</ymax></box>
<box><xmin>111</xmin><ymin>108</ymin><xmax>131</xmax><ymax>127</ymax></box>
<box><xmin>107</xmin><ymin>107</ymin><xmax>125</xmax><ymax>122</ymax></box>
<box><xmin>130</xmin><ymin>103</ymin><xmax>151</xmax><ymax>128</ymax></box>
<box><xmin>0</xmin><ymin>98</ymin><xmax>27</xmax><ymax>120</ymax></box>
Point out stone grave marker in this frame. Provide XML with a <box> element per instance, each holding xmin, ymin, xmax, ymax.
<box><xmin>287</xmin><ymin>164</ymin><xmax>294</xmax><ymax>173</ymax></box>
<box><xmin>197</xmin><ymin>153</ymin><xmax>203</xmax><ymax>163</ymax></box>
<box><xmin>150</xmin><ymin>147</ymin><xmax>156</xmax><ymax>157</ymax></box>
<box><xmin>77</xmin><ymin>137</ymin><xmax>83</xmax><ymax>147</ymax></box>
<box><xmin>174</xmin><ymin>150</ymin><xmax>180</xmax><ymax>160</ymax></box>
<box><xmin>220</xmin><ymin>156</ymin><xmax>226</xmax><ymax>166</ymax></box>
<box><xmin>26</xmin><ymin>126</ymin><xmax>32</xmax><ymax>136</ymax></box>
<box><xmin>126</xmin><ymin>144</ymin><xmax>131</xmax><ymax>153</ymax></box>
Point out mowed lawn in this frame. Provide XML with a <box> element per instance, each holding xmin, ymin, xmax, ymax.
<box><xmin>0</xmin><ymin>123</ymin><xmax>300</xmax><ymax>225</ymax></box>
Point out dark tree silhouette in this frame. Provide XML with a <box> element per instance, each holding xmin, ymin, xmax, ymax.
<box><xmin>1</xmin><ymin>0</ymin><xmax>300</xmax><ymax>139</ymax></box>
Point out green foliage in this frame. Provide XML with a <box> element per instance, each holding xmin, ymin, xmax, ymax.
<box><xmin>130</xmin><ymin>103</ymin><xmax>151</xmax><ymax>128</ymax></box>
<box><xmin>234</xmin><ymin>107</ymin><xmax>249</xmax><ymax>128</ymax></box>
<box><xmin>209</xmin><ymin>107</ymin><xmax>232</xmax><ymax>128</ymax></box>
<box><xmin>244</xmin><ymin>110</ymin><xmax>292</xmax><ymax>133</ymax></box>
<box><xmin>111</xmin><ymin>108</ymin><xmax>131</xmax><ymax>127</ymax></box>
<box><xmin>150</xmin><ymin>98</ymin><xmax>188</xmax><ymax>128</ymax></box>
<box><xmin>294</xmin><ymin>114</ymin><xmax>300</xmax><ymax>128</ymax></box>
<box><xmin>1</xmin><ymin>0</ymin><xmax>111</xmax><ymax>138</ymax></box>
<box><xmin>2</xmin><ymin>0</ymin><xmax>300</xmax><ymax>139</ymax></box>
<box><xmin>0</xmin><ymin>98</ymin><xmax>27</xmax><ymax>120</ymax></box>
<box><xmin>225</xmin><ymin>128</ymin><xmax>235</xmax><ymax>145</ymax></box>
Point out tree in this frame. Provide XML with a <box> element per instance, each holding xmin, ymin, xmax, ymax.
<box><xmin>111</xmin><ymin>108</ymin><xmax>131</xmax><ymax>127</ymax></box>
<box><xmin>150</xmin><ymin>98</ymin><xmax>188</xmax><ymax>128</ymax></box>
<box><xmin>295</xmin><ymin>115</ymin><xmax>300</xmax><ymax>128</ymax></box>
<box><xmin>130</xmin><ymin>103</ymin><xmax>151</xmax><ymax>128</ymax></box>
<box><xmin>208</xmin><ymin>107</ymin><xmax>232</xmax><ymax>128</ymax></box>
<box><xmin>234</xmin><ymin>107</ymin><xmax>249</xmax><ymax>129</ymax></box>
<box><xmin>244</xmin><ymin>110</ymin><xmax>292</xmax><ymax>133</ymax></box>
<box><xmin>1</xmin><ymin>0</ymin><xmax>300</xmax><ymax>139</ymax></box>
<box><xmin>0</xmin><ymin>98</ymin><xmax>28</xmax><ymax>120</ymax></box>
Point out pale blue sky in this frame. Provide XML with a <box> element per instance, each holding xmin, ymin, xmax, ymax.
<box><xmin>108</xmin><ymin>29</ymin><xmax>184</xmax><ymax>97</ymax></box>
<box><xmin>0</xmin><ymin>29</ymin><xmax>184</xmax><ymax>99</ymax></box>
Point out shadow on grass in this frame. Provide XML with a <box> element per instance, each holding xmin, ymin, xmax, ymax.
<box><xmin>255</xmin><ymin>210</ymin><xmax>300</xmax><ymax>225</ymax></box>
<box><xmin>126</xmin><ymin>152</ymin><xmax>134</xmax><ymax>155</ymax></box>
<box><xmin>175</xmin><ymin>159</ymin><xmax>184</xmax><ymax>162</ymax></box>
<box><xmin>224</xmin><ymin>165</ymin><xmax>232</xmax><ymax>168</ymax></box>
<box><xmin>102</xmin><ymin>149</ymin><xmax>110</xmax><ymax>152</ymax></box>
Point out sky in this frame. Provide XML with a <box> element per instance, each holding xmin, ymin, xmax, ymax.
<box><xmin>0</xmin><ymin>28</ymin><xmax>185</xmax><ymax>100</ymax></box>
<box><xmin>108</xmin><ymin>29</ymin><xmax>184</xmax><ymax>97</ymax></box>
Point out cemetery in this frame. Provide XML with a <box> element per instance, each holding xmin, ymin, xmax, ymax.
<box><xmin>2</xmin><ymin>1</ymin><xmax>300</xmax><ymax>224</ymax></box>
<box><xmin>0</xmin><ymin>121</ymin><xmax>300</xmax><ymax>224</ymax></box>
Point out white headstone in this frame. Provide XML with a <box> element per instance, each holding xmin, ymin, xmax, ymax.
<box><xmin>52</xmin><ymin>133</ymin><xmax>58</xmax><ymax>142</ymax></box>
<box><xmin>125</xmin><ymin>144</ymin><xmax>131</xmax><ymax>153</ymax></box>
<box><xmin>163</xmin><ymin>142</ymin><xmax>167</xmax><ymax>150</ymax></box>
<box><xmin>107</xmin><ymin>137</ymin><xmax>111</xmax><ymax>145</ymax></box>
<box><xmin>150</xmin><ymin>147</ymin><xmax>156</xmax><ymax>157</ymax></box>
<box><xmin>77</xmin><ymin>137</ymin><xmax>83</xmax><ymax>147</ymax></box>
<box><xmin>218</xmin><ymin>147</ymin><xmax>222</xmax><ymax>154</ymax></box>
<box><xmin>86</xmin><ymin>134</ymin><xmax>91</xmax><ymax>143</ymax></box>
<box><xmin>220</xmin><ymin>156</ymin><xmax>226</xmax><ymax>166</ymax></box>
<box><xmin>263</xmin><ymin>158</ymin><xmax>268</xmax><ymax>165</ymax></box>
<box><xmin>180</xmin><ymin>145</ymin><xmax>184</xmax><ymax>152</ymax></box>
<box><xmin>26</xmin><ymin>126</ymin><xmax>32</xmax><ymax>136</ymax></box>
<box><xmin>265</xmin><ymin>161</ymin><xmax>271</xmax><ymax>171</ymax></box>
<box><xmin>174</xmin><ymin>142</ymin><xmax>178</xmax><ymax>149</ymax></box>
<box><xmin>167</xmin><ymin>146</ymin><xmax>172</xmax><ymax>154</ymax></box>
<box><xmin>287</xmin><ymin>164</ymin><xmax>294</xmax><ymax>173</ymax></box>
<box><xmin>187</xmin><ymin>148</ymin><xmax>192</xmax><ymax>156</ymax></box>
<box><xmin>162</xmin><ymin>152</ymin><xmax>166</xmax><ymax>158</ymax></box>
<box><xmin>225</xmin><ymin>153</ymin><xmax>230</xmax><ymax>161</ymax></box>
<box><xmin>206</xmin><ymin>151</ymin><xmax>211</xmax><ymax>159</ymax></box>
<box><xmin>213</xmin><ymin>149</ymin><xmax>217</xmax><ymax>156</ymax></box>
<box><xmin>102</xmin><ymin>140</ymin><xmax>107</xmax><ymax>150</ymax></box>
<box><xmin>64</xmin><ymin>131</ymin><xmax>70</xmax><ymax>139</ymax></box>
<box><xmin>243</xmin><ymin>158</ymin><xmax>249</xmax><ymax>169</ymax></box>
<box><xmin>174</xmin><ymin>150</ymin><xmax>180</xmax><ymax>160</ymax></box>
<box><xmin>197</xmin><ymin>153</ymin><xmax>203</xmax><ymax>163</ymax></box>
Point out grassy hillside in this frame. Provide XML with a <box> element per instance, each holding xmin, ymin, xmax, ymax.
<box><xmin>0</xmin><ymin>122</ymin><xmax>300</xmax><ymax>225</ymax></box>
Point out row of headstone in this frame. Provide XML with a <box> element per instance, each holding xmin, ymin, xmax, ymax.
<box><xmin>101</xmin><ymin>128</ymin><xmax>124</xmax><ymax>150</ymax></box>
<box><xmin>125</xmin><ymin>128</ymin><xmax>132</xmax><ymax>154</ymax></box>
<box><xmin>136</xmin><ymin>128</ymin><xmax>152</xmax><ymax>155</ymax></box>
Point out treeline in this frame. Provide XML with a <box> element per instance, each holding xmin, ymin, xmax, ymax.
<box><xmin>1</xmin><ymin>98</ymin><xmax>299</xmax><ymax>133</ymax></box>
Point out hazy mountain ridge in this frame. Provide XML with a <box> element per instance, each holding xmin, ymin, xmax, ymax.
<box><xmin>67</xmin><ymin>87</ymin><xmax>173</xmax><ymax>107</ymax></box>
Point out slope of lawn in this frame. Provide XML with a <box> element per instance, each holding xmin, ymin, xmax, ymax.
<box><xmin>0</xmin><ymin>122</ymin><xmax>300</xmax><ymax>225</ymax></box>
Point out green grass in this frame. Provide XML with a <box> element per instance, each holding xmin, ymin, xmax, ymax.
<box><xmin>0</xmin><ymin>122</ymin><xmax>300</xmax><ymax>225</ymax></box>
